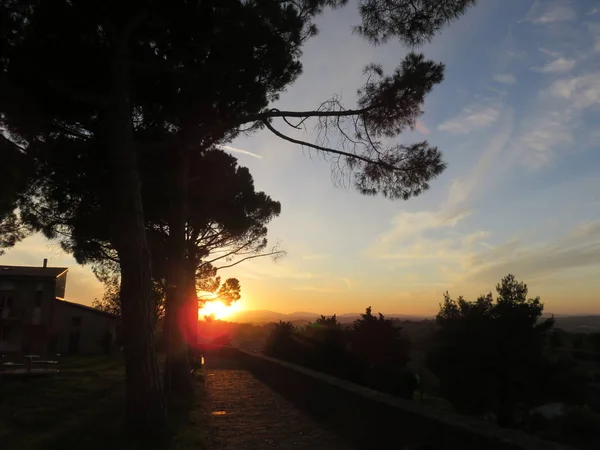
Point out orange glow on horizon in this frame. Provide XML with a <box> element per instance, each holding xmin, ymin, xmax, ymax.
<box><xmin>198</xmin><ymin>299</ymin><xmax>240</xmax><ymax>320</ymax></box>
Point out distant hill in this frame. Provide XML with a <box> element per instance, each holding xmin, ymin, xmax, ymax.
<box><xmin>553</xmin><ymin>315</ymin><xmax>600</xmax><ymax>333</ymax></box>
<box><xmin>228</xmin><ymin>309</ymin><xmax>429</xmax><ymax>324</ymax></box>
<box><xmin>228</xmin><ymin>310</ymin><xmax>287</xmax><ymax>324</ymax></box>
<box><xmin>228</xmin><ymin>310</ymin><xmax>600</xmax><ymax>332</ymax></box>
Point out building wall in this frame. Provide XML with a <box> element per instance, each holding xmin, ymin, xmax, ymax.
<box><xmin>0</xmin><ymin>277</ymin><xmax>56</xmax><ymax>353</ymax></box>
<box><xmin>51</xmin><ymin>301</ymin><xmax>116</xmax><ymax>355</ymax></box>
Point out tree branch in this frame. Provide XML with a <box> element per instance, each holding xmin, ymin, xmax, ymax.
<box><xmin>214</xmin><ymin>250</ymin><xmax>285</xmax><ymax>271</ymax></box>
<box><xmin>239</xmin><ymin>104</ymin><xmax>380</xmax><ymax>126</ymax></box>
<box><xmin>262</xmin><ymin>120</ymin><xmax>394</xmax><ymax>170</ymax></box>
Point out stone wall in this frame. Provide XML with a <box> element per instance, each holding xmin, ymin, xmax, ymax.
<box><xmin>205</xmin><ymin>346</ymin><xmax>572</xmax><ymax>450</ymax></box>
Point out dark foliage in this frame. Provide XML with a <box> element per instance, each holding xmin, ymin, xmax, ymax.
<box><xmin>356</xmin><ymin>0</ymin><xmax>476</xmax><ymax>46</ymax></box>
<box><xmin>264</xmin><ymin>308</ymin><xmax>416</xmax><ymax>399</ymax></box>
<box><xmin>0</xmin><ymin>136</ymin><xmax>33</xmax><ymax>254</ymax></box>
<box><xmin>427</xmin><ymin>274</ymin><xmax>586</xmax><ymax>426</ymax></box>
<box><xmin>1</xmin><ymin>0</ymin><xmax>476</xmax><ymax>433</ymax></box>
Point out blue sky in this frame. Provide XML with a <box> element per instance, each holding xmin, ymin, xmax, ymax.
<box><xmin>3</xmin><ymin>0</ymin><xmax>600</xmax><ymax>315</ymax></box>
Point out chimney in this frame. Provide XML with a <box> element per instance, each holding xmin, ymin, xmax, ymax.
<box><xmin>43</xmin><ymin>258</ymin><xmax>48</xmax><ymax>268</ymax></box>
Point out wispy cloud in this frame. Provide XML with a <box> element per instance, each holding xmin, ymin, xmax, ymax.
<box><xmin>548</xmin><ymin>73</ymin><xmax>600</xmax><ymax>109</ymax></box>
<box><xmin>539</xmin><ymin>48</ymin><xmax>561</xmax><ymax>58</ymax></box>
<box><xmin>302</xmin><ymin>254</ymin><xmax>329</xmax><ymax>261</ymax></box>
<box><xmin>367</xmin><ymin>116</ymin><xmax>514</xmax><ymax>266</ymax></box>
<box><xmin>586</xmin><ymin>8</ymin><xmax>600</xmax><ymax>16</ymax></box>
<box><xmin>438</xmin><ymin>104</ymin><xmax>500</xmax><ymax>134</ymax></box>
<box><xmin>217</xmin><ymin>144</ymin><xmax>263</xmax><ymax>159</ymax></box>
<box><xmin>493</xmin><ymin>74</ymin><xmax>516</xmax><ymax>85</ymax></box>
<box><xmin>524</xmin><ymin>2</ymin><xmax>577</xmax><ymax>24</ymax></box>
<box><xmin>461</xmin><ymin>221</ymin><xmax>600</xmax><ymax>285</ymax></box>
<box><xmin>532</xmin><ymin>57</ymin><xmax>576</xmax><ymax>73</ymax></box>
<box><xmin>516</xmin><ymin>111</ymin><xmax>572</xmax><ymax>169</ymax></box>
<box><xmin>292</xmin><ymin>277</ymin><xmax>358</xmax><ymax>293</ymax></box>
<box><xmin>461</xmin><ymin>230</ymin><xmax>492</xmax><ymax>249</ymax></box>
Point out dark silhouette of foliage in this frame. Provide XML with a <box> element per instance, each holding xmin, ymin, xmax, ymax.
<box><xmin>591</xmin><ymin>333</ymin><xmax>600</xmax><ymax>353</ymax></box>
<box><xmin>427</xmin><ymin>274</ymin><xmax>564</xmax><ymax>424</ymax></box>
<box><xmin>265</xmin><ymin>308</ymin><xmax>415</xmax><ymax>398</ymax></box>
<box><xmin>315</xmin><ymin>314</ymin><xmax>340</xmax><ymax>327</ymax></box>
<box><xmin>351</xmin><ymin>307</ymin><xmax>412</xmax><ymax>398</ymax></box>
<box><xmin>91</xmin><ymin>274</ymin><xmax>170</xmax><ymax>324</ymax></box>
<box><xmin>351</xmin><ymin>306</ymin><xmax>409</xmax><ymax>367</ymax></box>
<box><xmin>1</xmin><ymin>0</ymin><xmax>476</xmax><ymax>432</ymax></box>
<box><xmin>356</xmin><ymin>0</ymin><xmax>476</xmax><ymax>46</ymax></box>
<box><xmin>0</xmin><ymin>136</ymin><xmax>32</xmax><ymax>254</ymax></box>
<box><xmin>264</xmin><ymin>321</ymin><xmax>297</xmax><ymax>359</ymax></box>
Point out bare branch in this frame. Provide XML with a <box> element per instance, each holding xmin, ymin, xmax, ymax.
<box><xmin>214</xmin><ymin>249</ymin><xmax>286</xmax><ymax>271</ymax></box>
<box><xmin>263</xmin><ymin>120</ymin><xmax>392</xmax><ymax>170</ymax></box>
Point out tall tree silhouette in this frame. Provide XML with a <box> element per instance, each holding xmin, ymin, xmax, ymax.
<box><xmin>1</xmin><ymin>0</ymin><xmax>476</xmax><ymax>433</ymax></box>
<box><xmin>142</xmin><ymin>149</ymin><xmax>281</xmax><ymax>392</ymax></box>
<box><xmin>20</xmin><ymin>139</ymin><xmax>280</xmax><ymax>393</ymax></box>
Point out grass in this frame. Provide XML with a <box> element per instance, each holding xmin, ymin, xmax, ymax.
<box><xmin>0</xmin><ymin>355</ymin><xmax>209</xmax><ymax>450</ymax></box>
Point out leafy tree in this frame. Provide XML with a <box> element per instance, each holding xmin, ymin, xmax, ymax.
<box><xmin>0</xmin><ymin>135</ymin><xmax>32</xmax><ymax>254</ymax></box>
<box><xmin>91</xmin><ymin>277</ymin><xmax>122</xmax><ymax>318</ymax></box>
<box><xmin>197</xmin><ymin>274</ymin><xmax>242</xmax><ymax>306</ymax></box>
<box><xmin>428</xmin><ymin>274</ymin><xmax>556</xmax><ymax>424</ymax></box>
<box><xmin>352</xmin><ymin>306</ymin><xmax>409</xmax><ymax>367</ymax></box>
<box><xmin>264</xmin><ymin>321</ymin><xmax>297</xmax><ymax>359</ymax></box>
<box><xmin>351</xmin><ymin>307</ymin><xmax>412</xmax><ymax>396</ymax></box>
<box><xmin>315</xmin><ymin>314</ymin><xmax>340</xmax><ymax>327</ymax></box>
<box><xmin>22</xmin><ymin>143</ymin><xmax>279</xmax><ymax>395</ymax></box>
<box><xmin>1</xmin><ymin>0</ymin><xmax>476</xmax><ymax>432</ymax></box>
<box><xmin>91</xmin><ymin>274</ymin><xmax>168</xmax><ymax>323</ymax></box>
<box><xmin>141</xmin><ymin>149</ymin><xmax>280</xmax><ymax>389</ymax></box>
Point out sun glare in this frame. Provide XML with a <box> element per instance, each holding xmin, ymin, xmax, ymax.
<box><xmin>198</xmin><ymin>300</ymin><xmax>239</xmax><ymax>320</ymax></box>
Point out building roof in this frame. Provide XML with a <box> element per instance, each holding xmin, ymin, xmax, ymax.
<box><xmin>0</xmin><ymin>265</ymin><xmax>68</xmax><ymax>278</ymax></box>
<box><xmin>57</xmin><ymin>299</ymin><xmax>118</xmax><ymax>319</ymax></box>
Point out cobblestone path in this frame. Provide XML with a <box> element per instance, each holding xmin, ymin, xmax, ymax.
<box><xmin>204</xmin><ymin>356</ymin><xmax>352</xmax><ymax>450</ymax></box>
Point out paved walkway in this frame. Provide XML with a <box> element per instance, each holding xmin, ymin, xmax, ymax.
<box><xmin>204</xmin><ymin>356</ymin><xmax>352</xmax><ymax>450</ymax></box>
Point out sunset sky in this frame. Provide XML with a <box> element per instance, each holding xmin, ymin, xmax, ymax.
<box><xmin>3</xmin><ymin>1</ymin><xmax>600</xmax><ymax>316</ymax></box>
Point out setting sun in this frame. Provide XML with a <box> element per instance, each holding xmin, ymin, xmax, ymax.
<box><xmin>198</xmin><ymin>300</ymin><xmax>239</xmax><ymax>320</ymax></box>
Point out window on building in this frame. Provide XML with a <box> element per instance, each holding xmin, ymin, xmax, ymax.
<box><xmin>34</xmin><ymin>291</ymin><xmax>43</xmax><ymax>307</ymax></box>
<box><xmin>71</xmin><ymin>316</ymin><xmax>82</xmax><ymax>326</ymax></box>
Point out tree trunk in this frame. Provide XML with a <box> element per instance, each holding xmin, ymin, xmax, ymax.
<box><xmin>164</xmin><ymin>150</ymin><xmax>193</xmax><ymax>399</ymax></box>
<box><xmin>107</xmin><ymin>42</ymin><xmax>166</xmax><ymax>435</ymax></box>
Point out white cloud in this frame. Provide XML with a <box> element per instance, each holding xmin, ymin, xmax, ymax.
<box><xmin>216</xmin><ymin>144</ymin><xmax>262</xmax><ymax>159</ymax></box>
<box><xmin>548</xmin><ymin>73</ymin><xmax>600</xmax><ymax>109</ymax></box>
<box><xmin>461</xmin><ymin>230</ymin><xmax>492</xmax><ymax>249</ymax></box>
<box><xmin>375</xmin><ymin>210</ymin><xmax>471</xmax><ymax>250</ymax></box>
<box><xmin>493</xmin><ymin>74</ymin><xmax>516</xmax><ymax>85</ymax></box>
<box><xmin>438</xmin><ymin>104</ymin><xmax>500</xmax><ymax>134</ymax></box>
<box><xmin>586</xmin><ymin>8</ymin><xmax>600</xmax><ymax>16</ymax></box>
<box><xmin>525</xmin><ymin>2</ymin><xmax>577</xmax><ymax>23</ymax></box>
<box><xmin>532</xmin><ymin>57</ymin><xmax>576</xmax><ymax>73</ymax></box>
<box><xmin>515</xmin><ymin>72</ymin><xmax>600</xmax><ymax>169</ymax></box>
<box><xmin>516</xmin><ymin>111</ymin><xmax>572</xmax><ymax>169</ymax></box>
